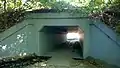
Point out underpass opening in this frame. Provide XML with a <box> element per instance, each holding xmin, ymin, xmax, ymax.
<box><xmin>39</xmin><ymin>26</ymin><xmax>84</xmax><ymax>59</ymax></box>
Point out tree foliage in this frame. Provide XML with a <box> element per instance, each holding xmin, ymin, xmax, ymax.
<box><xmin>0</xmin><ymin>0</ymin><xmax>120</xmax><ymax>34</ymax></box>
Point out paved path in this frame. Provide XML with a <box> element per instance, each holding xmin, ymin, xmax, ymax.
<box><xmin>25</xmin><ymin>48</ymin><xmax>120</xmax><ymax>68</ymax></box>
<box><xmin>26</xmin><ymin>48</ymin><xmax>97</xmax><ymax>68</ymax></box>
<box><xmin>46</xmin><ymin>48</ymin><xmax>81</xmax><ymax>66</ymax></box>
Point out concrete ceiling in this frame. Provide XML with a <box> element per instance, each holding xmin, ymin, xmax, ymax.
<box><xmin>40</xmin><ymin>26</ymin><xmax>81</xmax><ymax>34</ymax></box>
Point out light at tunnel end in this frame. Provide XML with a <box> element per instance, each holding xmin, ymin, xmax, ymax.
<box><xmin>66</xmin><ymin>32</ymin><xmax>81</xmax><ymax>42</ymax></box>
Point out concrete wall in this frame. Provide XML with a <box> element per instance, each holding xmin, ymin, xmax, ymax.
<box><xmin>38</xmin><ymin>32</ymin><xmax>66</xmax><ymax>55</ymax></box>
<box><xmin>0</xmin><ymin>21</ymin><xmax>33</xmax><ymax>57</ymax></box>
<box><xmin>90</xmin><ymin>20</ymin><xmax>120</xmax><ymax>67</ymax></box>
<box><xmin>0</xmin><ymin>12</ymin><xmax>120</xmax><ymax>67</ymax></box>
<box><xmin>26</xmin><ymin>13</ymin><xmax>91</xmax><ymax>58</ymax></box>
<box><xmin>0</xmin><ymin>13</ymin><xmax>91</xmax><ymax>59</ymax></box>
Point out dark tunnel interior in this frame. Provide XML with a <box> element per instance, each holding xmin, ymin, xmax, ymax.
<box><xmin>39</xmin><ymin>26</ymin><xmax>84</xmax><ymax>60</ymax></box>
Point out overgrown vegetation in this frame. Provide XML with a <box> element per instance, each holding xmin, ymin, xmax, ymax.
<box><xmin>0</xmin><ymin>0</ymin><xmax>120</xmax><ymax>34</ymax></box>
<box><xmin>85</xmin><ymin>56</ymin><xmax>120</xmax><ymax>68</ymax></box>
<box><xmin>0</xmin><ymin>9</ymin><xmax>25</xmax><ymax>32</ymax></box>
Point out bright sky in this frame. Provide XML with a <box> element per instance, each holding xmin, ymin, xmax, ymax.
<box><xmin>56</xmin><ymin>0</ymin><xmax>91</xmax><ymax>6</ymax></box>
<box><xmin>104</xmin><ymin>0</ymin><xmax>109</xmax><ymax>3</ymax></box>
<box><xmin>21</xmin><ymin>0</ymin><xmax>109</xmax><ymax>7</ymax></box>
<box><xmin>56</xmin><ymin>0</ymin><xmax>109</xmax><ymax>6</ymax></box>
<box><xmin>22</xmin><ymin>0</ymin><xmax>27</xmax><ymax>4</ymax></box>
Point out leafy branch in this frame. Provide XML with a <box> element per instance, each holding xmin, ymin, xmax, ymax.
<box><xmin>0</xmin><ymin>0</ymin><xmax>120</xmax><ymax>34</ymax></box>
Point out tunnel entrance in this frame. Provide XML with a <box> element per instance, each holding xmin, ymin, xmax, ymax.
<box><xmin>39</xmin><ymin>26</ymin><xmax>84</xmax><ymax>62</ymax></box>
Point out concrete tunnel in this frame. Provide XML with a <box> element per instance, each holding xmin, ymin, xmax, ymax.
<box><xmin>38</xmin><ymin>26</ymin><xmax>84</xmax><ymax>59</ymax></box>
<box><xmin>1</xmin><ymin>10</ymin><xmax>120</xmax><ymax>67</ymax></box>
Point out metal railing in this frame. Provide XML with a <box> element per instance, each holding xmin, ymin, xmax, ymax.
<box><xmin>90</xmin><ymin>23</ymin><xmax>120</xmax><ymax>48</ymax></box>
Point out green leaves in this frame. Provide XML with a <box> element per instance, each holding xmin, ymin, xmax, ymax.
<box><xmin>94</xmin><ymin>0</ymin><xmax>104</xmax><ymax>6</ymax></box>
<box><xmin>0</xmin><ymin>0</ymin><xmax>119</xmax><ymax>34</ymax></box>
<box><xmin>16</xmin><ymin>0</ymin><xmax>22</xmax><ymax>7</ymax></box>
<box><xmin>40</xmin><ymin>0</ymin><xmax>48</xmax><ymax>3</ymax></box>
